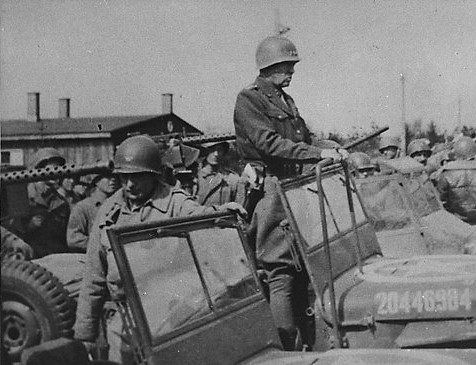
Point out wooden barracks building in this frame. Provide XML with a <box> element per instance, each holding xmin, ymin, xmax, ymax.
<box><xmin>1</xmin><ymin>93</ymin><xmax>202</xmax><ymax>167</ymax></box>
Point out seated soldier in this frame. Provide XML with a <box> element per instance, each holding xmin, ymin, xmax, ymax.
<box><xmin>348</xmin><ymin>152</ymin><xmax>377</xmax><ymax>178</ymax></box>
<box><xmin>407</xmin><ymin>138</ymin><xmax>432</xmax><ymax>166</ymax></box>
<box><xmin>375</xmin><ymin>135</ymin><xmax>401</xmax><ymax>174</ymax></box>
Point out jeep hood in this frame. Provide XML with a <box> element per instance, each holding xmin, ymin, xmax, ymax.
<box><xmin>243</xmin><ymin>348</ymin><xmax>476</xmax><ymax>365</ymax></box>
<box><xmin>325</xmin><ymin>255</ymin><xmax>476</xmax><ymax>322</ymax></box>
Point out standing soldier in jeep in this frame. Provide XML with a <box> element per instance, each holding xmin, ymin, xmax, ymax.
<box><xmin>233</xmin><ymin>35</ymin><xmax>347</xmax><ymax>350</ymax></box>
<box><xmin>437</xmin><ymin>136</ymin><xmax>476</xmax><ymax>227</ymax></box>
<box><xmin>73</xmin><ymin>135</ymin><xmax>246</xmax><ymax>361</ymax></box>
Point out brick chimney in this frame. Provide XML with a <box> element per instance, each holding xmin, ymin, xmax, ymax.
<box><xmin>27</xmin><ymin>92</ymin><xmax>40</xmax><ymax>122</ymax></box>
<box><xmin>58</xmin><ymin>98</ymin><xmax>71</xmax><ymax>118</ymax></box>
<box><xmin>161</xmin><ymin>93</ymin><xmax>173</xmax><ymax>114</ymax></box>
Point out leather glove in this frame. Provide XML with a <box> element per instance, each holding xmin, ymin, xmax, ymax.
<box><xmin>337</xmin><ymin>148</ymin><xmax>350</xmax><ymax>160</ymax></box>
<box><xmin>321</xmin><ymin>148</ymin><xmax>345</xmax><ymax>163</ymax></box>
<box><xmin>218</xmin><ymin>202</ymin><xmax>248</xmax><ymax>218</ymax></box>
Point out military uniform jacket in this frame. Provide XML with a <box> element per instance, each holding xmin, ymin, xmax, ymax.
<box><xmin>74</xmin><ymin>182</ymin><xmax>217</xmax><ymax>341</ymax></box>
<box><xmin>66</xmin><ymin>191</ymin><xmax>108</xmax><ymax>252</ymax></box>
<box><xmin>27</xmin><ymin>181</ymin><xmax>70</xmax><ymax>256</ymax></box>
<box><xmin>196</xmin><ymin>165</ymin><xmax>246</xmax><ymax>206</ymax></box>
<box><xmin>437</xmin><ymin>160</ymin><xmax>476</xmax><ymax>224</ymax></box>
<box><xmin>233</xmin><ymin>76</ymin><xmax>323</xmax><ymax>178</ymax></box>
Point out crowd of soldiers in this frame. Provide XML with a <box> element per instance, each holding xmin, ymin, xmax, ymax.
<box><xmin>2</xmin><ymin>34</ymin><xmax>476</xmax><ymax>361</ymax></box>
<box><xmin>348</xmin><ymin>134</ymin><xmax>476</xmax><ymax>225</ymax></box>
<box><xmin>2</xmin><ymin>138</ymin><xmax>248</xmax><ymax>260</ymax></box>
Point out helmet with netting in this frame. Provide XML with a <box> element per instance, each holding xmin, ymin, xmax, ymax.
<box><xmin>348</xmin><ymin>152</ymin><xmax>376</xmax><ymax>171</ymax></box>
<box><xmin>407</xmin><ymin>139</ymin><xmax>431</xmax><ymax>157</ymax></box>
<box><xmin>379</xmin><ymin>135</ymin><xmax>400</xmax><ymax>152</ymax></box>
<box><xmin>452</xmin><ymin>136</ymin><xmax>476</xmax><ymax>160</ymax></box>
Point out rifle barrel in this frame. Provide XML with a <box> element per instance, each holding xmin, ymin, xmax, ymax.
<box><xmin>343</xmin><ymin>126</ymin><xmax>389</xmax><ymax>150</ymax></box>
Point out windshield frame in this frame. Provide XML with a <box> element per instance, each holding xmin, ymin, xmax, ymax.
<box><xmin>278</xmin><ymin>165</ymin><xmax>370</xmax><ymax>252</ymax></box>
<box><xmin>354</xmin><ymin>172</ymin><xmax>443</xmax><ymax>225</ymax></box>
<box><xmin>106</xmin><ymin>212</ymin><xmax>260</xmax><ymax>353</ymax></box>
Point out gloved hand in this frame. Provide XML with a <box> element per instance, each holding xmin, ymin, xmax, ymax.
<box><xmin>337</xmin><ymin>148</ymin><xmax>350</xmax><ymax>160</ymax></box>
<box><xmin>219</xmin><ymin>202</ymin><xmax>248</xmax><ymax>218</ymax></box>
<box><xmin>321</xmin><ymin>148</ymin><xmax>349</xmax><ymax>163</ymax></box>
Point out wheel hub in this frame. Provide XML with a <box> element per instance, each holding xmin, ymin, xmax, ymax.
<box><xmin>2</xmin><ymin>301</ymin><xmax>41</xmax><ymax>358</ymax></box>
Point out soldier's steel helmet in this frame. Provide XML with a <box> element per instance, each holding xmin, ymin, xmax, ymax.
<box><xmin>256</xmin><ymin>36</ymin><xmax>301</xmax><ymax>70</ymax></box>
<box><xmin>162</xmin><ymin>144</ymin><xmax>200</xmax><ymax>171</ymax></box>
<box><xmin>453</xmin><ymin>136</ymin><xmax>476</xmax><ymax>159</ymax></box>
<box><xmin>200</xmin><ymin>141</ymin><xmax>230</xmax><ymax>155</ymax></box>
<box><xmin>379</xmin><ymin>135</ymin><xmax>400</xmax><ymax>152</ymax></box>
<box><xmin>348</xmin><ymin>152</ymin><xmax>376</xmax><ymax>171</ymax></box>
<box><xmin>407</xmin><ymin>139</ymin><xmax>431</xmax><ymax>157</ymax></box>
<box><xmin>113</xmin><ymin>135</ymin><xmax>162</xmax><ymax>174</ymax></box>
<box><xmin>29</xmin><ymin>148</ymin><xmax>66</xmax><ymax>169</ymax></box>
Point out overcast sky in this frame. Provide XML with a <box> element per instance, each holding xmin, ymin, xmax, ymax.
<box><xmin>1</xmin><ymin>0</ymin><xmax>475</xmax><ymax>136</ymax></box>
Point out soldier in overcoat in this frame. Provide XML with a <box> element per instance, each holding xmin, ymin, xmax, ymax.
<box><xmin>74</xmin><ymin>135</ymin><xmax>245</xmax><ymax>361</ymax></box>
<box><xmin>196</xmin><ymin>141</ymin><xmax>247</xmax><ymax>207</ymax></box>
<box><xmin>26</xmin><ymin>148</ymin><xmax>70</xmax><ymax>257</ymax></box>
<box><xmin>66</xmin><ymin>173</ymin><xmax>118</xmax><ymax>252</ymax></box>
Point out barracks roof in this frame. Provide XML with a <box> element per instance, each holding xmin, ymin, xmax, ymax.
<box><xmin>0</xmin><ymin>113</ymin><xmax>202</xmax><ymax>139</ymax></box>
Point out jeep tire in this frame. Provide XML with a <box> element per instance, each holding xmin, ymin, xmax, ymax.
<box><xmin>1</xmin><ymin>260</ymin><xmax>75</xmax><ymax>361</ymax></box>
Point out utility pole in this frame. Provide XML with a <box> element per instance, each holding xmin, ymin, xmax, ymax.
<box><xmin>274</xmin><ymin>8</ymin><xmax>290</xmax><ymax>35</ymax></box>
<box><xmin>457</xmin><ymin>96</ymin><xmax>462</xmax><ymax>131</ymax></box>
<box><xmin>400</xmin><ymin>73</ymin><xmax>407</xmax><ymax>156</ymax></box>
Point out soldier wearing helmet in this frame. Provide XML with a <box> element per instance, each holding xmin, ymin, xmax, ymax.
<box><xmin>66</xmin><ymin>172</ymin><xmax>119</xmax><ymax>252</ymax></box>
<box><xmin>162</xmin><ymin>142</ymin><xmax>201</xmax><ymax>195</ymax></box>
<box><xmin>452</xmin><ymin>136</ymin><xmax>476</xmax><ymax>160</ymax></box>
<box><xmin>437</xmin><ymin>136</ymin><xmax>476</xmax><ymax>225</ymax></box>
<box><xmin>348</xmin><ymin>152</ymin><xmax>377</xmax><ymax>178</ymax></box>
<box><xmin>196</xmin><ymin>141</ymin><xmax>247</xmax><ymax>207</ymax></box>
<box><xmin>427</xmin><ymin>143</ymin><xmax>453</xmax><ymax>184</ymax></box>
<box><xmin>25</xmin><ymin>147</ymin><xmax>70</xmax><ymax>257</ymax></box>
<box><xmin>74</xmin><ymin>135</ymin><xmax>246</xmax><ymax>361</ymax></box>
<box><xmin>407</xmin><ymin>138</ymin><xmax>432</xmax><ymax>166</ymax></box>
<box><xmin>233</xmin><ymin>35</ymin><xmax>348</xmax><ymax>351</ymax></box>
<box><xmin>378</xmin><ymin>135</ymin><xmax>400</xmax><ymax>160</ymax></box>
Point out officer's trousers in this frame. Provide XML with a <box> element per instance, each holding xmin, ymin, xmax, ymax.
<box><xmin>249</xmin><ymin>176</ymin><xmax>313</xmax><ymax>350</ymax></box>
<box><xmin>265</xmin><ymin>265</ymin><xmax>312</xmax><ymax>350</ymax></box>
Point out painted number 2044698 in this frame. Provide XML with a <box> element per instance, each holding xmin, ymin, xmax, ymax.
<box><xmin>375</xmin><ymin>288</ymin><xmax>472</xmax><ymax>316</ymax></box>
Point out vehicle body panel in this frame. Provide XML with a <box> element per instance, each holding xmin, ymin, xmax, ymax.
<box><xmin>107</xmin><ymin>213</ymin><xmax>283</xmax><ymax>365</ymax></box>
<box><xmin>355</xmin><ymin>160</ymin><xmax>476</xmax><ymax>257</ymax></box>
<box><xmin>244</xmin><ymin>348</ymin><xmax>476</xmax><ymax>365</ymax></box>
<box><xmin>277</xmin><ymin>164</ymin><xmax>476</xmax><ymax>349</ymax></box>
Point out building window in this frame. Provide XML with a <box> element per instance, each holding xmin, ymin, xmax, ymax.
<box><xmin>1</xmin><ymin>149</ymin><xmax>24</xmax><ymax>166</ymax></box>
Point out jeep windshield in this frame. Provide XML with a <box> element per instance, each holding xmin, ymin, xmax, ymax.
<box><xmin>357</xmin><ymin>173</ymin><xmax>440</xmax><ymax>233</ymax></box>
<box><xmin>355</xmin><ymin>172</ymin><xmax>475</xmax><ymax>255</ymax></box>
<box><xmin>282</xmin><ymin>168</ymin><xmax>366</xmax><ymax>247</ymax></box>
<box><xmin>107</xmin><ymin>214</ymin><xmax>260</xmax><ymax>341</ymax></box>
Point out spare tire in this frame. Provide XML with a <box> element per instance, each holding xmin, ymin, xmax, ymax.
<box><xmin>1</xmin><ymin>260</ymin><xmax>75</xmax><ymax>362</ymax></box>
